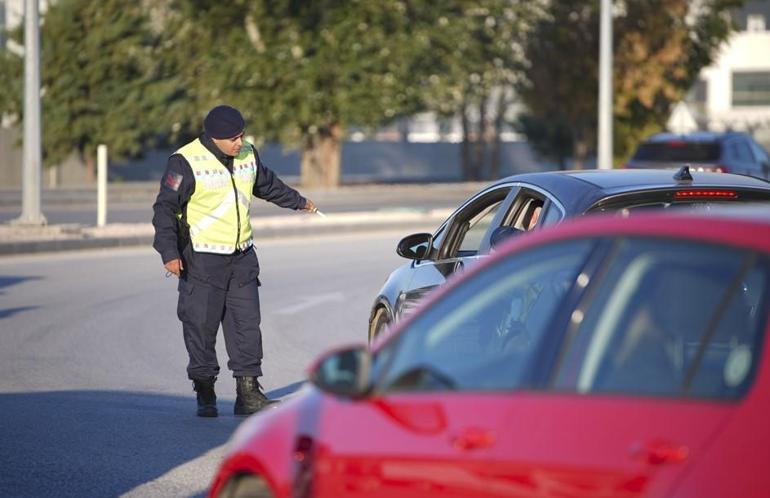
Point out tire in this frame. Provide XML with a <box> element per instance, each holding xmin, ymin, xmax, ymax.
<box><xmin>221</xmin><ymin>475</ymin><xmax>273</xmax><ymax>498</ymax></box>
<box><xmin>368</xmin><ymin>306</ymin><xmax>390</xmax><ymax>343</ymax></box>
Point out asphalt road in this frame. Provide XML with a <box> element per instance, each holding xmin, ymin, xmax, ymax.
<box><xmin>0</xmin><ymin>231</ymin><xmax>404</xmax><ymax>497</ymax></box>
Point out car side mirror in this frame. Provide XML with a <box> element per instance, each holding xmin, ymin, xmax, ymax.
<box><xmin>397</xmin><ymin>233</ymin><xmax>433</xmax><ymax>260</ymax></box>
<box><xmin>308</xmin><ymin>345</ymin><xmax>372</xmax><ymax>398</ymax></box>
<box><xmin>490</xmin><ymin>226</ymin><xmax>524</xmax><ymax>249</ymax></box>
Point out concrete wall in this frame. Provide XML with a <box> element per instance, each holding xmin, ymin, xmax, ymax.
<box><xmin>0</xmin><ymin>127</ymin><xmax>22</xmax><ymax>187</ymax></box>
<box><xmin>0</xmin><ymin>127</ymin><xmax>94</xmax><ymax>188</ymax></box>
<box><xmin>1</xmin><ymin>123</ymin><xmax>554</xmax><ymax>187</ymax></box>
<box><xmin>107</xmin><ymin>140</ymin><xmax>553</xmax><ymax>185</ymax></box>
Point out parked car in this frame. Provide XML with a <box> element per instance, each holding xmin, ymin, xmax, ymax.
<box><xmin>368</xmin><ymin>167</ymin><xmax>770</xmax><ymax>340</ymax></box>
<box><xmin>209</xmin><ymin>207</ymin><xmax>770</xmax><ymax>498</ymax></box>
<box><xmin>625</xmin><ymin>131</ymin><xmax>770</xmax><ymax>179</ymax></box>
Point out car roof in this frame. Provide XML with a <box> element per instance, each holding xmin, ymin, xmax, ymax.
<box><xmin>642</xmin><ymin>131</ymin><xmax>749</xmax><ymax>143</ymax></box>
<box><xmin>489</xmin><ymin>169</ymin><xmax>770</xmax><ymax>212</ymax></box>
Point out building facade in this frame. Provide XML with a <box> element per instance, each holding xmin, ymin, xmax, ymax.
<box><xmin>681</xmin><ymin>1</ymin><xmax>770</xmax><ymax>143</ymax></box>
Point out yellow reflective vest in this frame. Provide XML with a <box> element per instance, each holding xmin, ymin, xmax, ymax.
<box><xmin>176</xmin><ymin>139</ymin><xmax>258</xmax><ymax>254</ymax></box>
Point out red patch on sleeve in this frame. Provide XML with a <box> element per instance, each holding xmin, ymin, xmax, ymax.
<box><xmin>163</xmin><ymin>171</ymin><xmax>183</xmax><ymax>191</ymax></box>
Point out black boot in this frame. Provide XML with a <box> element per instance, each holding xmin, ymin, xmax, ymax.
<box><xmin>234</xmin><ymin>376</ymin><xmax>279</xmax><ymax>416</ymax></box>
<box><xmin>192</xmin><ymin>377</ymin><xmax>218</xmax><ymax>418</ymax></box>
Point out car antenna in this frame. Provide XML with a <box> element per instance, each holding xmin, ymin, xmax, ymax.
<box><xmin>674</xmin><ymin>164</ymin><xmax>693</xmax><ymax>182</ymax></box>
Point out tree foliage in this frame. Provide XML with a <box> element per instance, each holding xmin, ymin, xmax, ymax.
<box><xmin>28</xmin><ymin>0</ymin><xmax>172</xmax><ymax>171</ymax></box>
<box><xmin>158</xmin><ymin>0</ymin><xmax>456</xmax><ymax>187</ymax></box>
<box><xmin>517</xmin><ymin>0</ymin><xmax>743</xmax><ymax>168</ymax></box>
<box><xmin>0</xmin><ymin>0</ymin><xmax>745</xmax><ymax>182</ymax></box>
<box><xmin>0</xmin><ymin>47</ymin><xmax>22</xmax><ymax>120</ymax></box>
<box><xmin>154</xmin><ymin>0</ymin><xmax>537</xmax><ymax>185</ymax></box>
<box><xmin>410</xmin><ymin>1</ymin><xmax>537</xmax><ymax>180</ymax></box>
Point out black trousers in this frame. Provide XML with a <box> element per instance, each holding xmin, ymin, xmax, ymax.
<box><xmin>177</xmin><ymin>247</ymin><xmax>263</xmax><ymax>380</ymax></box>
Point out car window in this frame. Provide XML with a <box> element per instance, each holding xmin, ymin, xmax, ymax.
<box><xmin>513</xmin><ymin>198</ymin><xmax>544</xmax><ymax>231</ymax></box>
<box><xmin>457</xmin><ymin>199</ymin><xmax>504</xmax><ymax>254</ymax></box>
<box><xmin>750</xmin><ymin>141</ymin><xmax>769</xmax><ymax>163</ymax></box>
<box><xmin>553</xmin><ymin>238</ymin><xmax>768</xmax><ymax>400</ymax></box>
<box><xmin>732</xmin><ymin>141</ymin><xmax>755</xmax><ymax>163</ymax></box>
<box><xmin>591</xmin><ymin>189</ymin><xmax>770</xmax><ymax>214</ymax></box>
<box><xmin>441</xmin><ymin>186</ymin><xmax>511</xmax><ymax>259</ymax></box>
<box><xmin>503</xmin><ymin>188</ymin><xmax>549</xmax><ymax>231</ymax></box>
<box><xmin>539</xmin><ymin>202</ymin><xmax>563</xmax><ymax>227</ymax></box>
<box><xmin>377</xmin><ymin>240</ymin><xmax>595</xmax><ymax>393</ymax></box>
<box><xmin>632</xmin><ymin>142</ymin><xmax>721</xmax><ymax>162</ymax></box>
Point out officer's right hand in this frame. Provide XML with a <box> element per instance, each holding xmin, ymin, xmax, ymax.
<box><xmin>164</xmin><ymin>258</ymin><xmax>184</xmax><ymax>278</ymax></box>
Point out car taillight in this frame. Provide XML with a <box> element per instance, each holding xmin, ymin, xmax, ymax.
<box><xmin>674</xmin><ymin>190</ymin><xmax>738</xmax><ymax>199</ymax></box>
<box><xmin>714</xmin><ymin>165</ymin><xmax>728</xmax><ymax>173</ymax></box>
<box><xmin>666</xmin><ymin>140</ymin><xmax>687</xmax><ymax>147</ymax></box>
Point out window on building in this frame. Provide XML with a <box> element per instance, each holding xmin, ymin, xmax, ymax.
<box><xmin>686</xmin><ymin>79</ymin><xmax>707</xmax><ymax>104</ymax></box>
<box><xmin>685</xmin><ymin>79</ymin><xmax>708</xmax><ymax>116</ymax></box>
<box><xmin>732</xmin><ymin>72</ymin><xmax>770</xmax><ymax>107</ymax></box>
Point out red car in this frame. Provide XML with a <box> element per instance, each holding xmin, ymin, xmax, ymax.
<box><xmin>210</xmin><ymin>207</ymin><xmax>770</xmax><ymax>498</ymax></box>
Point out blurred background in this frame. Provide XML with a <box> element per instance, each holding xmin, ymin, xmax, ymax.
<box><xmin>0</xmin><ymin>0</ymin><xmax>769</xmax><ymax>189</ymax></box>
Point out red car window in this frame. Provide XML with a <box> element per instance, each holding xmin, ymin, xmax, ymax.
<box><xmin>378</xmin><ymin>239</ymin><xmax>595</xmax><ymax>392</ymax></box>
<box><xmin>554</xmin><ymin>237</ymin><xmax>768</xmax><ymax>400</ymax></box>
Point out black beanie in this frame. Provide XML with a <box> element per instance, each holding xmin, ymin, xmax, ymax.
<box><xmin>203</xmin><ymin>105</ymin><xmax>245</xmax><ymax>139</ymax></box>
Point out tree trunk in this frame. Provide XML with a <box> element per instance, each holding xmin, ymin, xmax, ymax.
<box><xmin>489</xmin><ymin>90</ymin><xmax>507</xmax><ymax>180</ymax></box>
<box><xmin>300</xmin><ymin>123</ymin><xmax>342</xmax><ymax>188</ymax></box>
<box><xmin>474</xmin><ymin>94</ymin><xmax>487</xmax><ymax>181</ymax></box>
<box><xmin>572</xmin><ymin>138</ymin><xmax>589</xmax><ymax>170</ymax></box>
<box><xmin>83</xmin><ymin>151</ymin><xmax>96</xmax><ymax>184</ymax></box>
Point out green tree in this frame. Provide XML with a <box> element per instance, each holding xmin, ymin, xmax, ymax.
<box><xmin>411</xmin><ymin>1</ymin><xmax>537</xmax><ymax>180</ymax></box>
<box><xmin>517</xmin><ymin>0</ymin><xmax>742</xmax><ymax>169</ymax></box>
<box><xmin>161</xmin><ymin>0</ymin><xmax>439</xmax><ymax>188</ymax></box>
<box><xmin>0</xmin><ymin>2</ymin><xmax>179</xmax><ymax>174</ymax></box>
<box><xmin>34</xmin><ymin>0</ymin><xmax>169</xmax><ymax>174</ymax></box>
<box><xmin>0</xmin><ymin>48</ymin><xmax>22</xmax><ymax>120</ymax></box>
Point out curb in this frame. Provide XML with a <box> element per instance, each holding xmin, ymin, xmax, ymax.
<box><xmin>0</xmin><ymin>210</ymin><xmax>451</xmax><ymax>256</ymax></box>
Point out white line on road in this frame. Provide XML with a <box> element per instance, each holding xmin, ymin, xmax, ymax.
<box><xmin>274</xmin><ymin>292</ymin><xmax>345</xmax><ymax>315</ymax></box>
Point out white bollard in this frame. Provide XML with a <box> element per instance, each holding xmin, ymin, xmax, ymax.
<box><xmin>97</xmin><ymin>144</ymin><xmax>108</xmax><ymax>227</ymax></box>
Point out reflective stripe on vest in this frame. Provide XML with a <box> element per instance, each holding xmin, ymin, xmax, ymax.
<box><xmin>176</xmin><ymin>139</ymin><xmax>258</xmax><ymax>254</ymax></box>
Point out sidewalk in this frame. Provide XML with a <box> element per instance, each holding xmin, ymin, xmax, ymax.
<box><xmin>0</xmin><ymin>208</ymin><xmax>452</xmax><ymax>256</ymax></box>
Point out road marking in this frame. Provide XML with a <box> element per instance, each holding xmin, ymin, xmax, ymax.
<box><xmin>274</xmin><ymin>292</ymin><xmax>345</xmax><ymax>315</ymax></box>
<box><xmin>119</xmin><ymin>444</ymin><xmax>226</xmax><ymax>498</ymax></box>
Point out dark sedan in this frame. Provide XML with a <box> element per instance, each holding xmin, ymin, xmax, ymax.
<box><xmin>625</xmin><ymin>131</ymin><xmax>770</xmax><ymax>179</ymax></box>
<box><xmin>368</xmin><ymin>167</ymin><xmax>770</xmax><ymax>340</ymax></box>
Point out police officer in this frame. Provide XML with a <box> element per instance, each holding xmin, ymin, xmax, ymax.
<box><xmin>152</xmin><ymin>105</ymin><xmax>317</xmax><ymax>417</ymax></box>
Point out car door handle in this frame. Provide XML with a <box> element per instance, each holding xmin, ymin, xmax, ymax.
<box><xmin>451</xmin><ymin>427</ymin><xmax>496</xmax><ymax>451</ymax></box>
<box><xmin>629</xmin><ymin>439</ymin><xmax>689</xmax><ymax>465</ymax></box>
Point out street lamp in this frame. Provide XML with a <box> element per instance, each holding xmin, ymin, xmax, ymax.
<box><xmin>15</xmin><ymin>0</ymin><xmax>46</xmax><ymax>226</ymax></box>
<box><xmin>597</xmin><ymin>0</ymin><xmax>613</xmax><ymax>170</ymax></box>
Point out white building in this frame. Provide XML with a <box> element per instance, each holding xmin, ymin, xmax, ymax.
<box><xmin>678</xmin><ymin>1</ymin><xmax>770</xmax><ymax>143</ymax></box>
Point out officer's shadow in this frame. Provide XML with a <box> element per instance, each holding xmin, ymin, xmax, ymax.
<box><xmin>0</xmin><ymin>381</ymin><xmax>306</xmax><ymax>498</ymax></box>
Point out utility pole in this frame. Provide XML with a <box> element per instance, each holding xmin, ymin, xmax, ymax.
<box><xmin>597</xmin><ymin>0</ymin><xmax>613</xmax><ymax>170</ymax></box>
<box><xmin>15</xmin><ymin>0</ymin><xmax>46</xmax><ymax>225</ymax></box>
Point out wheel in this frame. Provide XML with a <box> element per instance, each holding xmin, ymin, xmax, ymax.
<box><xmin>368</xmin><ymin>306</ymin><xmax>391</xmax><ymax>343</ymax></box>
<box><xmin>221</xmin><ymin>474</ymin><xmax>273</xmax><ymax>498</ymax></box>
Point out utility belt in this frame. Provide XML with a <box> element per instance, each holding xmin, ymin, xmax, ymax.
<box><xmin>191</xmin><ymin>239</ymin><xmax>253</xmax><ymax>255</ymax></box>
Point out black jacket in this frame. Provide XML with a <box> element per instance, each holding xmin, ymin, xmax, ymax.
<box><xmin>152</xmin><ymin>134</ymin><xmax>307</xmax><ymax>263</ymax></box>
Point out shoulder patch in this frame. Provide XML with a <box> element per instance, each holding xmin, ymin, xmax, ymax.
<box><xmin>163</xmin><ymin>171</ymin><xmax>183</xmax><ymax>191</ymax></box>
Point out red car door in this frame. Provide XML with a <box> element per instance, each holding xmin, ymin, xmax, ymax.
<box><xmin>310</xmin><ymin>390</ymin><xmax>733</xmax><ymax>498</ymax></box>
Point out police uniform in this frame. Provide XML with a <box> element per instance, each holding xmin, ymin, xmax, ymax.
<box><xmin>152</xmin><ymin>105</ymin><xmax>309</xmax><ymax>417</ymax></box>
